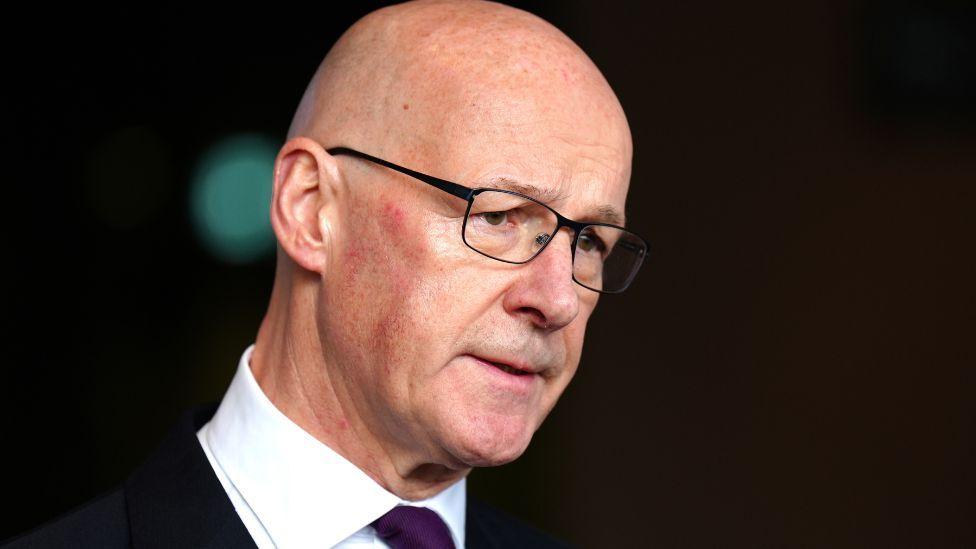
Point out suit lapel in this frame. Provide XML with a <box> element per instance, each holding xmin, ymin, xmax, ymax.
<box><xmin>465</xmin><ymin>496</ymin><xmax>502</xmax><ymax>549</ymax></box>
<box><xmin>465</xmin><ymin>495</ymin><xmax>571</xmax><ymax>548</ymax></box>
<box><xmin>124</xmin><ymin>404</ymin><xmax>257</xmax><ymax>549</ymax></box>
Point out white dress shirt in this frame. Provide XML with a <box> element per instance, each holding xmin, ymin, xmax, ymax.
<box><xmin>196</xmin><ymin>344</ymin><xmax>466</xmax><ymax>549</ymax></box>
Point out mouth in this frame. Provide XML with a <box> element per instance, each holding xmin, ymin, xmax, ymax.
<box><xmin>466</xmin><ymin>354</ymin><xmax>542</xmax><ymax>385</ymax></box>
<box><xmin>486</xmin><ymin>360</ymin><xmax>532</xmax><ymax>376</ymax></box>
<box><xmin>467</xmin><ymin>354</ymin><xmax>539</xmax><ymax>396</ymax></box>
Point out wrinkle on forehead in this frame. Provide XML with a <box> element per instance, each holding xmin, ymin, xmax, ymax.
<box><xmin>288</xmin><ymin>0</ymin><xmax>630</xmax><ymax>161</ymax></box>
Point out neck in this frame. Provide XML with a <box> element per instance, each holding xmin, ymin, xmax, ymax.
<box><xmin>249</xmin><ymin>267</ymin><xmax>469</xmax><ymax>500</ymax></box>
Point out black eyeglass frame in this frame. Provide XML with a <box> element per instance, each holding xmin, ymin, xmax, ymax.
<box><xmin>326</xmin><ymin>146</ymin><xmax>648</xmax><ymax>294</ymax></box>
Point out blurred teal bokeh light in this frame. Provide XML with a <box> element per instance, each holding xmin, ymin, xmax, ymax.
<box><xmin>191</xmin><ymin>134</ymin><xmax>277</xmax><ymax>263</ymax></box>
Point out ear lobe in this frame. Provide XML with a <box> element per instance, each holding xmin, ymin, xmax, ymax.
<box><xmin>270</xmin><ymin>137</ymin><xmax>341</xmax><ymax>274</ymax></box>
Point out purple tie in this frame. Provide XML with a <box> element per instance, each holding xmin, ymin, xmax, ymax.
<box><xmin>371</xmin><ymin>505</ymin><xmax>456</xmax><ymax>549</ymax></box>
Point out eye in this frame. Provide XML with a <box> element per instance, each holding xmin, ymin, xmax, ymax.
<box><xmin>481</xmin><ymin>211</ymin><xmax>508</xmax><ymax>225</ymax></box>
<box><xmin>577</xmin><ymin>233</ymin><xmax>606</xmax><ymax>254</ymax></box>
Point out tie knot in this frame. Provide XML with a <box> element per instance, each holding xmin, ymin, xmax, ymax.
<box><xmin>372</xmin><ymin>505</ymin><xmax>456</xmax><ymax>549</ymax></box>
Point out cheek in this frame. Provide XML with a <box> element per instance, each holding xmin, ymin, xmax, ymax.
<box><xmin>332</xmin><ymin>200</ymin><xmax>451</xmax><ymax>368</ymax></box>
<box><xmin>381</xmin><ymin>201</ymin><xmax>406</xmax><ymax>227</ymax></box>
<box><xmin>379</xmin><ymin>202</ymin><xmax>424</xmax><ymax>266</ymax></box>
<box><xmin>339</xmin><ymin>201</ymin><xmax>421</xmax><ymax>296</ymax></box>
<box><xmin>342</xmin><ymin>245</ymin><xmax>366</xmax><ymax>282</ymax></box>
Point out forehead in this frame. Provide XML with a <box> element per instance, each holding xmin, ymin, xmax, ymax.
<box><xmin>399</xmin><ymin>78</ymin><xmax>632</xmax><ymax>225</ymax></box>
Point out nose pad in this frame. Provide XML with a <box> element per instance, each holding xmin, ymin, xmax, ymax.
<box><xmin>532</xmin><ymin>225</ymin><xmax>576</xmax><ymax>257</ymax></box>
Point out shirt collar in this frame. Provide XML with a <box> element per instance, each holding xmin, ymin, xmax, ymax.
<box><xmin>204</xmin><ymin>344</ymin><xmax>466</xmax><ymax>548</ymax></box>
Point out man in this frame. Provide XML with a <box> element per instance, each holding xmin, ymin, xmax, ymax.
<box><xmin>5</xmin><ymin>0</ymin><xmax>645</xmax><ymax>547</ymax></box>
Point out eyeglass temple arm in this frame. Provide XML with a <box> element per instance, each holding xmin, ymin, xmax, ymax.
<box><xmin>327</xmin><ymin>147</ymin><xmax>474</xmax><ymax>201</ymax></box>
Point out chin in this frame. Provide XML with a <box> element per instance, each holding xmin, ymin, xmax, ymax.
<box><xmin>441</xmin><ymin>410</ymin><xmax>538</xmax><ymax>468</ymax></box>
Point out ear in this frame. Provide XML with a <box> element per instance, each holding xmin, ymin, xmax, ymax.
<box><xmin>270</xmin><ymin>137</ymin><xmax>342</xmax><ymax>274</ymax></box>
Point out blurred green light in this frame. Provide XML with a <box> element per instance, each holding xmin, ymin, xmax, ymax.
<box><xmin>191</xmin><ymin>134</ymin><xmax>277</xmax><ymax>263</ymax></box>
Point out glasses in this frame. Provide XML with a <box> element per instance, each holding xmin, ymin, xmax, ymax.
<box><xmin>327</xmin><ymin>146</ymin><xmax>649</xmax><ymax>294</ymax></box>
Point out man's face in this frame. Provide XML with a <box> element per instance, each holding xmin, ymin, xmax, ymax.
<box><xmin>318</xmin><ymin>73</ymin><xmax>632</xmax><ymax>470</ymax></box>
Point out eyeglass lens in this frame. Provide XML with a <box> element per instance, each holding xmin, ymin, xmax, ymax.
<box><xmin>463</xmin><ymin>189</ymin><xmax>645</xmax><ymax>293</ymax></box>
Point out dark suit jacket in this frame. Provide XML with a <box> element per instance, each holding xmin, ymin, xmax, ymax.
<box><xmin>3</xmin><ymin>404</ymin><xmax>569</xmax><ymax>548</ymax></box>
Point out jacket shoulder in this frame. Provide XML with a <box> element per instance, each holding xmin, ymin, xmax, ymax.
<box><xmin>1</xmin><ymin>488</ymin><xmax>129</xmax><ymax>548</ymax></box>
<box><xmin>466</xmin><ymin>496</ymin><xmax>573</xmax><ymax>548</ymax></box>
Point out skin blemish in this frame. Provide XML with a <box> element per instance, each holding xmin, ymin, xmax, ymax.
<box><xmin>403</xmin><ymin>103</ymin><xmax>410</xmax><ymax>110</ymax></box>
<box><xmin>343</xmin><ymin>245</ymin><xmax>366</xmax><ymax>280</ymax></box>
<box><xmin>338</xmin><ymin>245</ymin><xmax>368</xmax><ymax>300</ymax></box>
<box><xmin>381</xmin><ymin>201</ymin><xmax>406</xmax><ymax>230</ymax></box>
<box><xmin>374</xmin><ymin>201</ymin><xmax>425</xmax><ymax>268</ymax></box>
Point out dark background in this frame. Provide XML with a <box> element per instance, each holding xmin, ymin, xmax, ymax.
<box><xmin>5</xmin><ymin>2</ymin><xmax>974</xmax><ymax>547</ymax></box>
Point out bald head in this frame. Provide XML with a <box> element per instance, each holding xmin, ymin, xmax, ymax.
<box><xmin>287</xmin><ymin>0</ymin><xmax>630</xmax><ymax>171</ymax></box>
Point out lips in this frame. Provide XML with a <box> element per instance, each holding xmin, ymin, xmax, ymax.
<box><xmin>466</xmin><ymin>354</ymin><xmax>542</xmax><ymax>395</ymax></box>
<box><xmin>486</xmin><ymin>360</ymin><xmax>532</xmax><ymax>376</ymax></box>
<box><xmin>469</xmin><ymin>355</ymin><xmax>537</xmax><ymax>376</ymax></box>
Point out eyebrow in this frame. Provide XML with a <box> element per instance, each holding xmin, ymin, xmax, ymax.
<box><xmin>486</xmin><ymin>177</ymin><xmax>626</xmax><ymax>227</ymax></box>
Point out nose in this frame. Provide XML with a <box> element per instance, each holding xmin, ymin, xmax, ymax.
<box><xmin>502</xmin><ymin>227</ymin><xmax>581</xmax><ymax>331</ymax></box>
